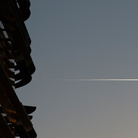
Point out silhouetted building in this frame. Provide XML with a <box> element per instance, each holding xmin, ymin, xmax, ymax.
<box><xmin>0</xmin><ymin>0</ymin><xmax>37</xmax><ymax>137</ymax></box>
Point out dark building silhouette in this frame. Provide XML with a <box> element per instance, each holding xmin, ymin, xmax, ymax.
<box><xmin>0</xmin><ymin>0</ymin><xmax>37</xmax><ymax>137</ymax></box>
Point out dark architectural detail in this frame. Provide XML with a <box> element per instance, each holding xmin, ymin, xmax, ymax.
<box><xmin>0</xmin><ymin>0</ymin><xmax>37</xmax><ymax>137</ymax></box>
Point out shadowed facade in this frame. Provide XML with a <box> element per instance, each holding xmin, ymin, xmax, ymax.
<box><xmin>0</xmin><ymin>0</ymin><xmax>37</xmax><ymax>137</ymax></box>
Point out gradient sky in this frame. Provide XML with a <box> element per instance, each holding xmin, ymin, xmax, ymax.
<box><xmin>16</xmin><ymin>0</ymin><xmax>138</xmax><ymax>137</ymax></box>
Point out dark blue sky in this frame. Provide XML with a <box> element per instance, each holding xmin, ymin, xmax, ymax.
<box><xmin>17</xmin><ymin>1</ymin><xmax>138</xmax><ymax>137</ymax></box>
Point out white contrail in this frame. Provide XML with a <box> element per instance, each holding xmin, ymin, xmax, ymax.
<box><xmin>52</xmin><ymin>79</ymin><xmax>138</xmax><ymax>82</ymax></box>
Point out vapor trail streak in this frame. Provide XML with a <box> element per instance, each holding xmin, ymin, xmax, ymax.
<box><xmin>54</xmin><ymin>79</ymin><xmax>138</xmax><ymax>82</ymax></box>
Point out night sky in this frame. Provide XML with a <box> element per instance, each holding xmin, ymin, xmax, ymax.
<box><xmin>17</xmin><ymin>1</ymin><xmax>138</xmax><ymax>137</ymax></box>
